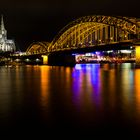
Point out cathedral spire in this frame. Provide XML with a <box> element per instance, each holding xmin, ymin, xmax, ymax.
<box><xmin>1</xmin><ymin>15</ymin><xmax>5</xmax><ymax>30</ymax></box>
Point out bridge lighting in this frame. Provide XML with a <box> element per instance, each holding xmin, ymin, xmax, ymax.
<box><xmin>120</xmin><ymin>50</ymin><xmax>132</xmax><ymax>53</ymax></box>
<box><xmin>15</xmin><ymin>59</ymin><xmax>20</xmax><ymax>62</ymax></box>
<box><xmin>135</xmin><ymin>46</ymin><xmax>140</xmax><ymax>66</ymax></box>
<box><xmin>36</xmin><ymin>58</ymin><xmax>40</xmax><ymax>62</ymax></box>
<box><xmin>85</xmin><ymin>53</ymin><xmax>92</xmax><ymax>56</ymax></box>
<box><xmin>25</xmin><ymin>58</ymin><xmax>30</xmax><ymax>62</ymax></box>
<box><xmin>72</xmin><ymin>53</ymin><xmax>77</xmax><ymax>56</ymax></box>
<box><xmin>95</xmin><ymin>51</ymin><xmax>100</xmax><ymax>55</ymax></box>
<box><xmin>42</xmin><ymin>55</ymin><xmax>48</xmax><ymax>64</ymax></box>
<box><xmin>107</xmin><ymin>50</ymin><xmax>113</xmax><ymax>53</ymax></box>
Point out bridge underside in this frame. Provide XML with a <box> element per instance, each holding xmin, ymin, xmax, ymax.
<box><xmin>42</xmin><ymin>53</ymin><xmax>76</xmax><ymax>66</ymax></box>
<box><xmin>42</xmin><ymin>42</ymin><xmax>133</xmax><ymax>66</ymax></box>
<box><xmin>25</xmin><ymin>42</ymin><xmax>138</xmax><ymax>66</ymax></box>
<box><xmin>51</xmin><ymin>42</ymin><xmax>133</xmax><ymax>54</ymax></box>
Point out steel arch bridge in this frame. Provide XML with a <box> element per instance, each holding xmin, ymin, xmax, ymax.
<box><xmin>26</xmin><ymin>41</ymin><xmax>50</xmax><ymax>55</ymax></box>
<box><xmin>48</xmin><ymin>15</ymin><xmax>140</xmax><ymax>52</ymax></box>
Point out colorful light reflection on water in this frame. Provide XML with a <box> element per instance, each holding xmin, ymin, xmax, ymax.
<box><xmin>0</xmin><ymin>63</ymin><xmax>140</xmax><ymax>134</ymax></box>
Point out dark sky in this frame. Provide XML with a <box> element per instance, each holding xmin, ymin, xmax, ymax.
<box><xmin>0</xmin><ymin>0</ymin><xmax>140</xmax><ymax>51</ymax></box>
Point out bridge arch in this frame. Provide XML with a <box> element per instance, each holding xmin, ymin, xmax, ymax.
<box><xmin>48</xmin><ymin>15</ymin><xmax>139</xmax><ymax>52</ymax></box>
<box><xmin>26</xmin><ymin>41</ymin><xmax>50</xmax><ymax>55</ymax></box>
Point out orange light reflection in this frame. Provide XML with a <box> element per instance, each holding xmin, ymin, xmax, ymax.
<box><xmin>40</xmin><ymin>66</ymin><xmax>50</xmax><ymax>108</ymax></box>
<box><xmin>135</xmin><ymin>69</ymin><xmax>140</xmax><ymax>114</ymax></box>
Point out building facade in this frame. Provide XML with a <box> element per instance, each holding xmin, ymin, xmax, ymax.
<box><xmin>0</xmin><ymin>15</ymin><xmax>16</xmax><ymax>52</ymax></box>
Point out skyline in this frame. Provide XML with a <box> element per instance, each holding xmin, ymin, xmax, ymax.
<box><xmin>0</xmin><ymin>0</ymin><xmax>140</xmax><ymax>51</ymax></box>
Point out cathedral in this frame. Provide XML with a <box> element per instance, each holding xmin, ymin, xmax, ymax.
<box><xmin>0</xmin><ymin>15</ymin><xmax>16</xmax><ymax>52</ymax></box>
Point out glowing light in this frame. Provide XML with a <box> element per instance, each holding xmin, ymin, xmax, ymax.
<box><xmin>85</xmin><ymin>53</ymin><xmax>92</xmax><ymax>56</ymax></box>
<box><xmin>95</xmin><ymin>51</ymin><xmax>100</xmax><ymax>55</ymax></box>
<box><xmin>42</xmin><ymin>55</ymin><xmax>48</xmax><ymax>64</ymax></box>
<box><xmin>75</xmin><ymin>64</ymin><xmax>82</xmax><ymax>70</ymax></box>
<box><xmin>36</xmin><ymin>58</ymin><xmax>40</xmax><ymax>62</ymax></box>
<box><xmin>135</xmin><ymin>69</ymin><xmax>140</xmax><ymax>114</ymax></box>
<box><xmin>120</xmin><ymin>50</ymin><xmax>132</xmax><ymax>53</ymax></box>
<box><xmin>15</xmin><ymin>59</ymin><xmax>20</xmax><ymax>62</ymax></box>
<box><xmin>40</xmin><ymin>66</ymin><xmax>50</xmax><ymax>108</ymax></box>
<box><xmin>25</xmin><ymin>58</ymin><xmax>30</xmax><ymax>62</ymax></box>
<box><xmin>72</xmin><ymin>53</ymin><xmax>76</xmax><ymax>55</ymax></box>
<box><xmin>135</xmin><ymin>46</ymin><xmax>140</xmax><ymax>66</ymax></box>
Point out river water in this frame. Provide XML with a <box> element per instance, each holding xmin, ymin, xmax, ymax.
<box><xmin>0</xmin><ymin>63</ymin><xmax>140</xmax><ymax>136</ymax></box>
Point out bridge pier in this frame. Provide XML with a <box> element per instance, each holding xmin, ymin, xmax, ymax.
<box><xmin>135</xmin><ymin>45</ymin><xmax>140</xmax><ymax>68</ymax></box>
<box><xmin>42</xmin><ymin>53</ymin><xmax>76</xmax><ymax>66</ymax></box>
<box><xmin>42</xmin><ymin>55</ymin><xmax>48</xmax><ymax>65</ymax></box>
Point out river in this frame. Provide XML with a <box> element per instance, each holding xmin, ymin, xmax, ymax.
<box><xmin>0</xmin><ymin>63</ymin><xmax>140</xmax><ymax>136</ymax></box>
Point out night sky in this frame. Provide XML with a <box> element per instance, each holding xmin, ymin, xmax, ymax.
<box><xmin>0</xmin><ymin>0</ymin><xmax>140</xmax><ymax>51</ymax></box>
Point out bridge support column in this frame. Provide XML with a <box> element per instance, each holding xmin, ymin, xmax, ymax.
<box><xmin>47</xmin><ymin>53</ymin><xmax>76</xmax><ymax>66</ymax></box>
<box><xmin>135</xmin><ymin>46</ymin><xmax>140</xmax><ymax>68</ymax></box>
<box><xmin>105</xmin><ymin>26</ymin><xmax>108</xmax><ymax>43</ymax></box>
<box><xmin>42</xmin><ymin>55</ymin><xmax>48</xmax><ymax>65</ymax></box>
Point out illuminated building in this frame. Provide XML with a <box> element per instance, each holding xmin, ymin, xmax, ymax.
<box><xmin>0</xmin><ymin>15</ymin><xmax>16</xmax><ymax>52</ymax></box>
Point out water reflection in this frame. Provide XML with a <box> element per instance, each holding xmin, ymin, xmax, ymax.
<box><xmin>134</xmin><ymin>69</ymin><xmax>140</xmax><ymax>117</ymax></box>
<box><xmin>72</xmin><ymin>63</ymin><xmax>140</xmax><ymax>125</ymax></box>
<box><xmin>0</xmin><ymin>63</ymin><xmax>140</xmax><ymax>131</ymax></box>
<box><xmin>40</xmin><ymin>66</ymin><xmax>50</xmax><ymax>108</ymax></box>
<box><xmin>73</xmin><ymin>64</ymin><xmax>102</xmax><ymax>112</ymax></box>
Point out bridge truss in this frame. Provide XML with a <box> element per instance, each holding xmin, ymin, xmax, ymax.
<box><xmin>26</xmin><ymin>41</ymin><xmax>50</xmax><ymax>55</ymax></box>
<box><xmin>47</xmin><ymin>15</ymin><xmax>140</xmax><ymax>52</ymax></box>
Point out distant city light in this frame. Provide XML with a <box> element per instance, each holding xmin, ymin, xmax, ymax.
<box><xmin>120</xmin><ymin>50</ymin><xmax>132</xmax><ymax>53</ymax></box>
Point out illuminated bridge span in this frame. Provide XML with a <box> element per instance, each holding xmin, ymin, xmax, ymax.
<box><xmin>48</xmin><ymin>15</ymin><xmax>140</xmax><ymax>52</ymax></box>
<box><xmin>26</xmin><ymin>41</ymin><xmax>50</xmax><ymax>55</ymax></box>
<box><xmin>26</xmin><ymin>15</ymin><xmax>140</xmax><ymax>66</ymax></box>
